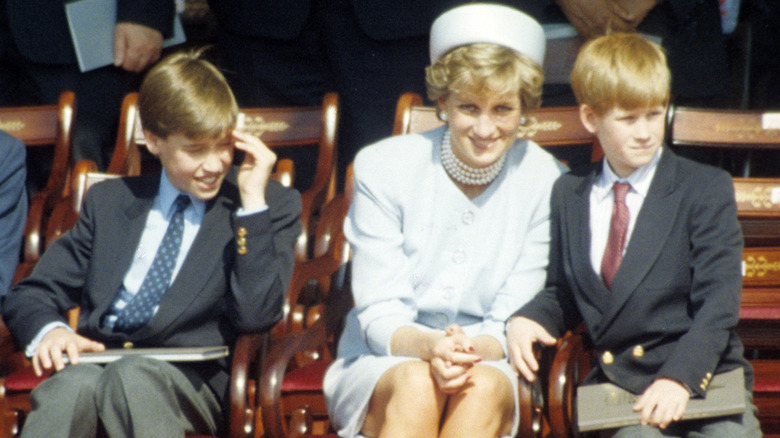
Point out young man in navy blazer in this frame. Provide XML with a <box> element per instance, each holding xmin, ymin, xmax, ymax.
<box><xmin>506</xmin><ymin>33</ymin><xmax>760</xmax><ymax>437</ymax></box>
<box><xmin>2</xmin><ymin>49</ymin><xmax>301</xmax><ymax>437</ymax></box>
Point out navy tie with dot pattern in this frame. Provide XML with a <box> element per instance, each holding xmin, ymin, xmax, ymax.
<box><xmin>115</xmin><ymin>194</ymin><xmax>190</xmax><ymax>332</ymax></box>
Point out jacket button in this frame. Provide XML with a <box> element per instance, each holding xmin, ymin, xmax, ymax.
<box><xmin>602</xmin><ymin>351</ymin><xmax>614</xmax><ymax>365</ymax></box>
<box><xmin>123</xmin><ymin>341</ymin><xmax>134</xmax><ymax>349</ymax></box>
<box><xmin>632</xmin><ymin>345</ymin><xmax>644</xmax><ymax>358</ymax></box>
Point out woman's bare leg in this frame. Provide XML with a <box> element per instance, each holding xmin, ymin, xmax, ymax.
<box><xmin>361</xmin><ymin>360</ymin><xmax>447</xmax><ymax>438</ymax></box>
<box><xmin>440</xmin><ymin>364</ymin><xmax>514</xmax><ymax>438</ymax></box>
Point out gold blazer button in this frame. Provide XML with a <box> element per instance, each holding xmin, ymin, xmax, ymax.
<box><xmin>602</xmin><ymin>351</ymin><xmax>614</xmax><ymax>365</ymax></box>
<box><xmin>237</xmin><ymin>227</ymin><xmax>248</xmax><ymax>238</ymax></box>
<box><xmin>632</xmin><ymin>345</ymin><xmax>644</xmax><ymax>358</ymax></box>
<box><xmin>123</xmin><ymin>341</ymin><xmax>134</xmax><ymax>349</ymax></box>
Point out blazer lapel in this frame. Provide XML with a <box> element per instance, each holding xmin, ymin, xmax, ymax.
<box><xmin>135</xmin><ymin>183</ymin><xmax>238</xmax><ymax>338</ymax></box>
<box><xmin>567</xmin><ymin>168</ymin><xmax>611</xmax><ymax>314</ymax></box>
<box><xmin>89</xmin><ymin>176</ymin><xmax>158</xmax><ymax>340</ymax></box>
<box><xmin>600</xmin><ymin>148</ymin><xmax>682</xmax><ymax>326</ymax></box>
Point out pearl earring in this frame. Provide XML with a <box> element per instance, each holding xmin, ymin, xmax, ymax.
<box><xmin>440</xmin><ymin>112</ymin><xmax>448</xmax><ymax>122</ymax></box>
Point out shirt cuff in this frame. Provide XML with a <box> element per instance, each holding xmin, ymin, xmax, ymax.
<box><xmin>236</xmin><ymin>205</ymin><xmax>269</xmax><ymax>217</ymax></box>
<box><xmin>25</xmin><ymin>322</ymin><xmax>73</xmax><ymax>357</ymax></box>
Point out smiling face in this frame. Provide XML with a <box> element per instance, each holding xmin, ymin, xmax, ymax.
<box><xmin>581</xmin><ymin>103</ymin><xmax>667</xmax><ymax>178</ymax></box>
<box><xmin>145</xmin><ymin>131</ymin><xmax>234</xmax><ymax>200</ymax></box>
<box><xmin>438</xmin><ymin>88</ymin><xmax>523</xmax><ymax>169</ymax></box>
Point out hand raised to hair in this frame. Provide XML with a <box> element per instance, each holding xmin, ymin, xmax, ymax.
<box><xmin>233</xmin><ymin>130</ymin><xmax>277</xmax><ymax>211</ymax></box>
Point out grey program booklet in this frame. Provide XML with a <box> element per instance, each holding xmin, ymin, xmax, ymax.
<box><xmin>65</xmin><ymin>0</ymin><xmax>186</xmax><ymax>72</ymax></box>
<box><xmin>576</xmin><ymin>367</ymin><xmax>746</xmax><ymax>432</ymax></box>
<box><xmin>65</xmin><ymin>346</ymin><xmax>229</xmax><ymax>364</ymax></box>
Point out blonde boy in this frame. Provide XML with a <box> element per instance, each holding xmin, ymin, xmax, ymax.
<box><xmin>507</xmin><ymin>33</ymin><xmax>760</xmax><ymax>437</ymax></box>
<box><xmin>3</xmin><ymin>50</ymin><xmax>301</xmax><ymax>437</ymax></box>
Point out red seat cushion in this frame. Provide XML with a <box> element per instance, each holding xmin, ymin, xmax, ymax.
<box><xmin>753</xmin><ymin>375</ymin><xmax>780</xmax><ymax>393</ymax></box>
<box><xmin>4</xmin><ymin>366</ymin><xmax>51</xmax><ymax>392</ymax></box>
<box><xmin>281</xmin><ymin>359</ymin><xmax>330</xmax><ymax>392</ymax></box>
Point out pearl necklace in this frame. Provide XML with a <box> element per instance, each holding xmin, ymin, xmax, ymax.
<box><xmin>440</xmin><ymin>128</ymin><xmax>506</xmax><ymax>186</ymax></box>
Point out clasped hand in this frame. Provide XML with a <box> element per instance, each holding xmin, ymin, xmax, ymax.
<box><xmin>429</xmin><ymin>324</ymin><xmax>482</xmax><ymax>394</ymax></box>
<box><xmin>32</xmin><ymin>327</ymin><xmax>105</xmax><ymax>376</ymax></box>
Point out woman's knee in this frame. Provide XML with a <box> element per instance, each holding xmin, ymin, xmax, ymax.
<box><xmin>375</xmin><ymin>360</ymin><xmax>439</xmax><ymax>401</ymax></box>
<box><xmin>457</xmin><ymin>365</ymin><xmax>514</xmax><ymax>411</ymax></box>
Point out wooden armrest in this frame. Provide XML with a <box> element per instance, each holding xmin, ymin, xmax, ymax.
<box><xmin>548</xmin><ymin>332</ymin><xmax>590</xmax><ymax>438</ymax></box>
<box><xmin>228</xmin><ymin>332</ymin><xmax>267</xmax><ymax>438</ymax></box>
<box><xmin>260</xmin><ymin>320</ymin><xmax>328</xmax><ymax>438</ymax></box>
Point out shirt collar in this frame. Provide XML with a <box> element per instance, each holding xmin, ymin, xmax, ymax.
<box><xmin>594</xmin><ymin>147</ymin><xmax>663</xmax><ymax>201</ymax></box>
<box><xmin>159</xmin><ymin>170</ymin><xmax>206</xmax><ymax>218</ymax></box>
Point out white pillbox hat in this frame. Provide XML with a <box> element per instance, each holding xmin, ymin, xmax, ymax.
<box><xmin>429</xmin><ymin>3</ymin><xmax>546</xmax><ymax>66</ymax></box>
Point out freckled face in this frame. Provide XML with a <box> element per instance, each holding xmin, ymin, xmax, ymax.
<box><xmin>439</xmin><ymin>89</ymin><xmax>523</xmax><ymax>168</ymax></box>
<box><xmin>145</xmin><ymin>132</ymin><xmax>234</xmax><ymax>200</ymax></box>
<box><xmin>581</xmin><ymin>104</ymin><xmax>667</xmax><ymax>178</ymax></box>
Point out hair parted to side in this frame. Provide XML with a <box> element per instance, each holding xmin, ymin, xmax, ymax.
<box><xmin>138</xmin><ymin>47</ymin><xmax>238</xmax><ymax>140</ymax></box>
<box><xmin>570</xmin><ymin>32</ymin><xmax>670</xmax><ymax>116</ymax></box>
<box><xmin>425</xmin><ymin>43</ymin><xmax>544</xmax><ymax>114</ymax></box>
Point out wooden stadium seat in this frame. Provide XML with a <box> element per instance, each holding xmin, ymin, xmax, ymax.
<box><xmin>392</xmin><ymin>92</ymin><xmax>602</xmax><ymax>164</ymax></box>
<box><xmin>667</xmin><ymin>105</ymin><xmax>780</xmax><ymax>177</ymax></box>
<box><xmin>6</xmin><ymin>91</ymin><xmax>76</xmax><ymax>284</ymax></box>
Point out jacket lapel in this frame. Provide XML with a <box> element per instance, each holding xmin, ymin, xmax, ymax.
<box><xmin>567</xmin><ymin>167</ymin><xmax>611</xmax><ymax>314</ymax></box>
<box><xmin>134</xmin><ymin>181</ymin><xmax>238</xmax><ymax>338</ymax></box>
<box><xmin>599</xmin><ymin>148</ymin><xmax>681</xmax><ymax>328</ymax></box>
<box><xmin>92</xmin><ymin>179</ymin><xmax>157</xmax><ymax>319</ymax></box>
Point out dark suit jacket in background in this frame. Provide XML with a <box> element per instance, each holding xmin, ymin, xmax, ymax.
<box><xmin>2</xmin><ymin>170</ymin><xmax>302</xmax><ymax>407</ymax></box>
<box><xmin>0</xmin><ymin>0</ymin><xmax>176</xmax><ymax>170</ymax></box>
<box><xmin>4</xmin><ymin>0</ymin><xmax>174</xmax><ymax>66</ymax></box>
<box><xmin>516</xmin><ymin>148</ymin><xmax>751</xmax><ymax>397</ymax></box>
<box><xmin>522</xmin><ymin>0</ymin><xmax>729</xmax><ymax>102</ymax></box>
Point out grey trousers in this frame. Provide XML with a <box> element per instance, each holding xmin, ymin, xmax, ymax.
<box><xmin>21</xmin><ymin>356</ymin><xmax>222</xmax><ymax>438</ymax></box>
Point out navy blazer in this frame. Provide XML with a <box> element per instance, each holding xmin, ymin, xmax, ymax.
<box><xmin>516</xmin><ymin>148</ymin><xmax>751</xmax><ymax>397</ymax></box>
<box><xmin>3</xmin><ymin>169</ymin><xmax>301</xmax><ymax>406</ymax></box>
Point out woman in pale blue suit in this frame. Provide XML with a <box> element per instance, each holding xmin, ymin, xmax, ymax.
<box><xmin>323</xmin><ymin>4</ymin><xmax>566</xmax><ymax>437</ymax></box>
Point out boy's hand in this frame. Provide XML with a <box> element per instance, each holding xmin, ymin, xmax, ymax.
<box><xmin>32</xmin><ymin>327</ymin><xmax>105</xmax><ymax>376</ymax></box>
<box><xmin>506</xmin><ymin>316</ymin><xmax>557</xmax><ymax>381</ymax></box>
<box><xmin>633</xmin><ymin>378</ymin><xmax>690</xmax><ymax>429</ymax></box>
<box><xmin>233</xmin><ymin>130</ymin><xmax>277</xmax><ymax>211</ymax></box>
